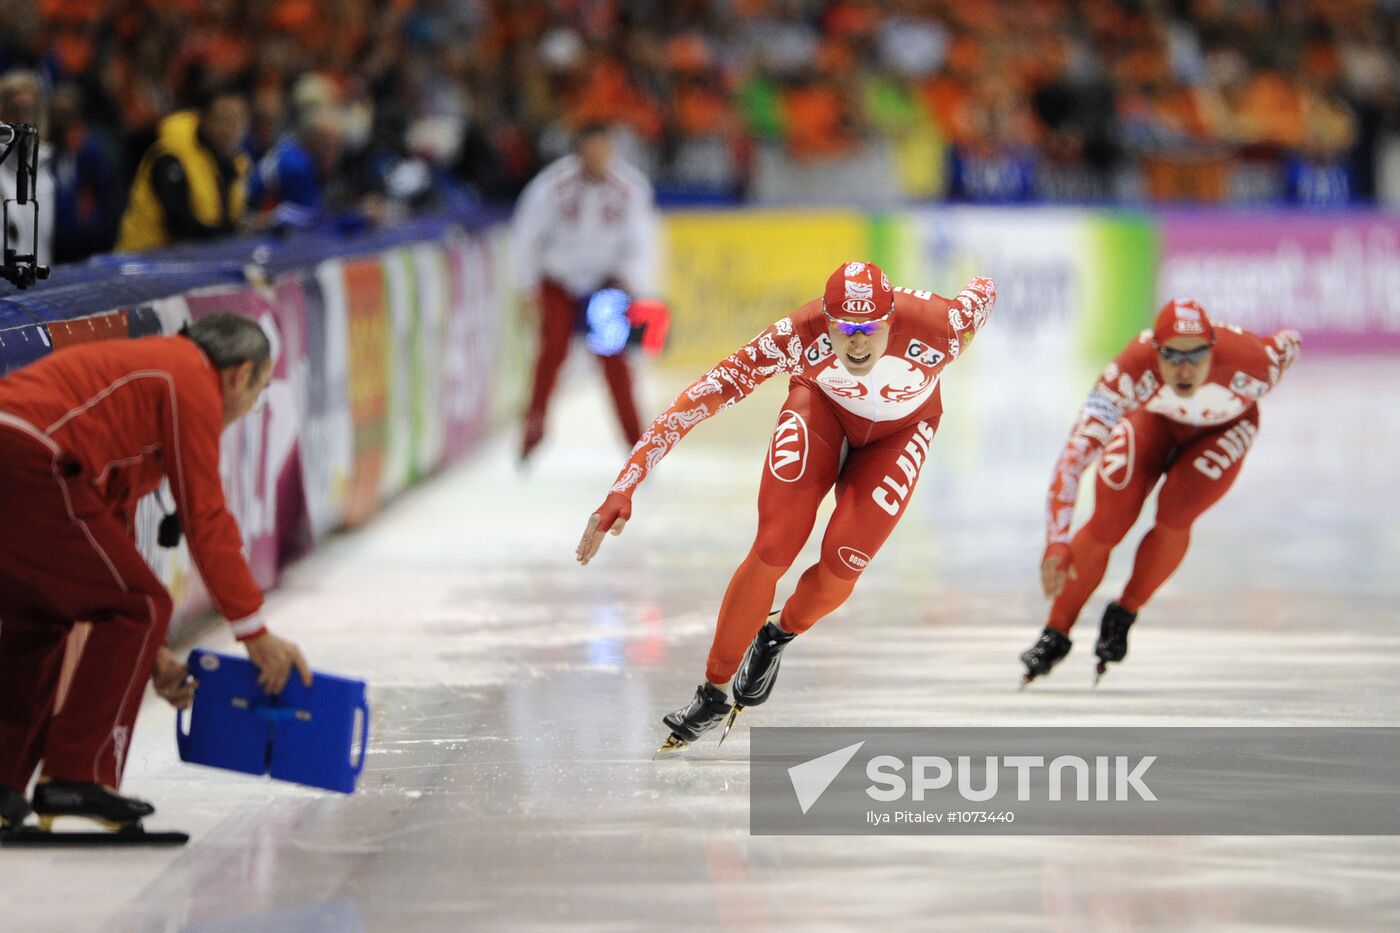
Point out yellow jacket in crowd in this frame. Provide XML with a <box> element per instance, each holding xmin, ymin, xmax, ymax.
<box><xmin>117</xmin><ymin>110</ymin><xmax>249</xmax><ymax>252</ymax></box>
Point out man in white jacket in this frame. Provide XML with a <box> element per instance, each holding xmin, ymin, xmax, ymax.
<box><xmin>511</xmin><ymin>123</ymin><xmax>658</xmax><ymax>462</ymax></box>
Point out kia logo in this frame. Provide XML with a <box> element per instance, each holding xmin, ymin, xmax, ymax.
<box><xmin>1099</xmin><ymin>420</ymin><xmax>1135</xmax><ymax>490</ymax></box>
<box><xmin>768</xmin><ymin>410</ymin><xmax>809</xmax><ymax>483</ymax></box>
<box><xmin>841</xmin><ymin>298</ymin><xmax>878</xmax><ymax>315</ymax></box>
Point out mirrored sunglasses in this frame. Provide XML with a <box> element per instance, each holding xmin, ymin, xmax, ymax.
<box><xmin>1157</xmin><ymin>343</ymin><xmax>1212</xmax><ymax>365</ymax></box>
<box><xmin>824</xmin><ymin>307</ymin><xmax>892</xmax><ymax>337</ymax></box>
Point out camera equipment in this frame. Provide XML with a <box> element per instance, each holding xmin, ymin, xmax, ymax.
<box><xmin>1</xmin><ymin>122</ymin><xmax>51</xmax><ymax>289</ymax></box>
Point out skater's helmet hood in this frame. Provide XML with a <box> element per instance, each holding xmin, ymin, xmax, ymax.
<box><xmin>1152</xmin><ymin>298</ymin><xmax>1215</xmax><ymax>346</ymax></box>
<box><xmin>823</xmin><ymin>261</ymin><xmax>894</xmax><ymax>322</ymax></box>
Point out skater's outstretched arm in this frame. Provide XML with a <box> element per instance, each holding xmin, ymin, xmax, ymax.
<box><xmin>1042</xmin><ymin>336</ymin><xmax>1153</xmax><ymax>596</ymax></box>
<box><xmin>577</xmin><ymin>316</ymin><xmax>812</xmax><ymax>565</ymax></box>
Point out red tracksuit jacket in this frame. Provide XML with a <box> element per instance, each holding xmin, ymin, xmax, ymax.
<box><xmin>0</xmin><ymin>335</ymin><xmax>265</xmax><ymax>638</ymax></box>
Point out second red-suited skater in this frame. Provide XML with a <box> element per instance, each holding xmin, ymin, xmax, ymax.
<box><xmin>1020</xmin><ymin>299</ymin><xmax>1302</xmax><ymax>686</ymax></box>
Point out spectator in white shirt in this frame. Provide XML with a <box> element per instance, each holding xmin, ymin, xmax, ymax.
<box><xmin>511</xmin><ymin>122</ymin><xmax>658</xmax><ymax>463</ymax></box>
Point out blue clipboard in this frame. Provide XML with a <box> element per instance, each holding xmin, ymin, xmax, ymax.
<box><xmin>176</xmin><ymin>649</ymin><xmax>370</xmax><ymax>794</ymax></box>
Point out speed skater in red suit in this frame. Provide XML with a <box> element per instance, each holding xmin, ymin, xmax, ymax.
<box><xmin>1019</xmin><ymin>298</ymin><xmax>1302</xmax><ymax>686</ymax></box>
<box><xmin>575</xmin><ymin>261</ymin><xmax>997</xmax><ymax>751</ymax></box>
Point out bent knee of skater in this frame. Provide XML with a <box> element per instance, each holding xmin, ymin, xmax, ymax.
<box><xmin>1149</xmin><ymin>514</ymin><xmax>1197</xmax><ymax>535</ymax></box>
<box><xmin>1082</xmin><ymin>515</ymin><xmax>1136</xmax><ymax>547</ymax></box>
<box><xmin>751</xmin><ymin>536</ymin><xmax>802</xmax><ymax>571</ymax></box>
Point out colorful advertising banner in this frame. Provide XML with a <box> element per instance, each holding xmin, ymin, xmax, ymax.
<box><xmin>341</xmin><ymin>257</ymin><xmax>389</xmax><ymax>526</ymax></box>
<box><xmin>381</xmin><ymin>248</ymin><xmax>417</xmax><ymax>500</ymax></box>
<box><xmin>907</xmin><ymin>206</ymin><xmax>1157</xmax><ymax>364</ymax></box>
<box><xmin>184</xmin><ymin>285</ymin><xmax>302</xmax><ymax>594</ymax></box>
<box><xmin>663</xmin><ymin>210</ymin><xmax>869</xmax><ymax>370</ymax></box>
<box><xmin>1158</xmin><ymin>210</ymin><xmax>1400</xmax><ymax>351</ymax></box>
<box><xmin>443</xmin><ymin>235</ymin><xmax>498</xmax><ymax>461</ymax></box>
<box><xmin>410</xmin><ymin>242</ymin><xmax>448</xmax><ymax>476</ymax></box>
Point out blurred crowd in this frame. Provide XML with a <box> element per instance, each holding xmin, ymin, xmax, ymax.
<box><xmin>2</xmin><ymin>0</ymin><xmax>1399</xmax><ymax>265</ymax></box>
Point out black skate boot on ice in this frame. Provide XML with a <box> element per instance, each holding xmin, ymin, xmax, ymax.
<box><xmin>2</xmin><ymin>780</ymin><xmax>187</xmax><ymax>847</ymax></box>
<box><xmin>720</xmin><ymin>614</ymin><xmax>798</xmax><ymax>744</ymax></box>
<box><xmin>0</xmin><ymin>786</ymin><xmax>30</xmax><ymax>830</ymax></box>
<box><xmin>1019</xmin><ymin>627</ymin><xmax>1072</xmax><ymax>689</ymax></box>
<box><xmin>1093</xmin><ymin>601</ymin><xmax>1137</xmax><ymax>685</ymax></box>
<box><xmin>657</xmin><ymin>683</ymin><xmax>732</xmax><ymax>756</ymax></box>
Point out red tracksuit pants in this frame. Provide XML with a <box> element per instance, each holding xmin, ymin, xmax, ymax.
<box><xmin>705</xmin><ymin>381</ymin><xmax>940</xmax><ymax>684</ymax></box>
<box><xmin>523</xmin><ymin>279</ymin><xmax>643</xmax><ymax>451</ymax></box>
<box><xmin>1048</xmin><ymin>408</ymin><xmax>1259</xmax><ymax>632</ymax></box>
<box><xmin>0</xmin><ymin>417</ymin><xmax>171</xmax><ymax>791</ymax></box>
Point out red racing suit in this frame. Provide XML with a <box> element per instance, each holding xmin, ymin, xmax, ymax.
<box><xmin>1043</xmin><ymin>324</ymin><xmax>1302</xmax><ymax>631</ymax></box>
<box><xmin>593</xmin><ymin>277</ymin><xmax>997</xmax><ymax>683</ymax></box>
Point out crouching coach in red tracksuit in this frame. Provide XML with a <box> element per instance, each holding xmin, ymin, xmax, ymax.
<box><xmin>0</xmin><ymin>313</ymin><xmax>311</xmax><ymax>828</ymax></box>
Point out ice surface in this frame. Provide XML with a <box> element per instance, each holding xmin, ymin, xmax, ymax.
<box><xmin>5</xmin><ymin>349</ymin><xmax>1399</xmax><ymax>931</ymax></box>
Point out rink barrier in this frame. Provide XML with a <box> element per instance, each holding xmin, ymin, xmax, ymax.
<box><xmin>0</xmin><ymin>214</ymin><xmax>506</xmax><ymax>637</ymax></box>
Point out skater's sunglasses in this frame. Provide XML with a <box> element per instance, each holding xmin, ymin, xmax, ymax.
<box><xmin>1156</xmin><ymin>342</ymin><xmax>1213</xmax><ymax>365</ymax></box>
<box><xmin>823</xmin><ymin>307</ymin><xmax>893</xmax><ymax>336</ymax></box>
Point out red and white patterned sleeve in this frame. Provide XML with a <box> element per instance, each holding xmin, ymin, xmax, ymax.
<box><xmin>1257</xmin><ymin>328</ymin><xmax>1303</xmax><ymax>393</ymax></box>
<box><xmin>592</xmin><ymin>316</ymin><xmax>811</xmax><ymax>529</ymax></box>
<box><xmin>945</xmin><ymin>276</ymin><xmax>997</xmax><ymax>358</ymax></box>
<box><xmin>1044</xmin><ymin>337</ymin><xmax>1154</xmax><ymax>550</ymax></box>
<box><xmin>1220</xmin><ymin>326</ymin><xmax>1304</xmax><ymax>402</ymax></box>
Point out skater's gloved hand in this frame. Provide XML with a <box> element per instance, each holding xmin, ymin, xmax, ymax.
<box><xmin>576</xmin><ymin>493</ymin><xmax>630</xmax><ymax>566</ymax></box>
<box><xmin>152</xmin><ymin>646</ymin><xmax>197</xmax><ymax>709</ymax></box>
<box><xmin>244</xmin><ymin>631</ymin><xmax>314</xmax><ymax>695</ymax></box>
<box><xmin>1041</xmin><ymin>543</ymin><xmax>1077</xmax><ymax>598</ymax></box>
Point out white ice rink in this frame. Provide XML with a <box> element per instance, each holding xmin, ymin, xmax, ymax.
<box><xmin>6</xmin><ymin>345</ymin><xmax>1400</xmax><ymax>932</ymax></box>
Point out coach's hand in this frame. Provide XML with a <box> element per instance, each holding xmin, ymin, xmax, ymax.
<box><xmin>244</xmin><ymin>631</ymin><xmax>313</xmax><ymax>695</ymax></box>
<box><xmin>577</xmin><ymin>493</ymin><xmax>631</xmax><ymax>566</ymax></box>
<box><xmin>1040</xmin><ymin>544</ymin><xmax>1077</xmax><ymax>599</ymax></box>
<box><xmin>152</xmin><ymin>646</ymin><xmax>197</xmax><ymax>709</ymax></box>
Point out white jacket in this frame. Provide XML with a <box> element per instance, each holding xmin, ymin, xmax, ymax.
<box><xmin>511</xmin><ymin>154</ymin><xmax>657</xmax><ymax>299</ymax></box>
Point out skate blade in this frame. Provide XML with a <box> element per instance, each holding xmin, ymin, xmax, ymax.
<box><xmin>653</xmin><ymin>734</ymin><xmax>691</xmax><ymax>759</ymax></box>
<box><xmin>2</xmin><ymin>822</ymin><xmax>188</xmax><ymax>847</ymax></box>
<box><xmin>38</xmin><ymin>813</ymin><xmax>128</xmax><ymax>833</ymax></box>
<box><xmin>717</xmin><ymin>706</ymin><xmax>744</xmax><ymax>746</ymax></box>
<box><xmin>1093</xmin><ymin>661</ymin><xmax>1108</xmax><ymax>687</ymax></box>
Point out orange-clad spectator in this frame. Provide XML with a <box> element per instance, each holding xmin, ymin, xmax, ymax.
<box><xmin>1233</xmin><ymin>69</ymin><xmax>1306</xmax><ymax>151</ymax></box>
<box><xmin>780</xmin><ymin>73</ymin><xmax>856</xmax><ymax>159</ymax></box>
<box><xmin>569</xmin><ymin>54</ymin><xmax>665</xmax><ymax>144</ymax></box>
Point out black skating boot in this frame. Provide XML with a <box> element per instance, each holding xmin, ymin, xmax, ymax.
<box><xmin>1020</xmin><ymin>627</ymin><xmax>1072</xmax><ymax>688</ymax></box>
<box><xmin>1093</xmin><ymin>601</ymin><xmax>1138</xmax><ymax>684</ymax></box>
<box><xmin>717</xmin><ymin>614</ymin><xmax>799</xmax><ymax>744</ymax></box>
<box><xmin>0</xmin><ymin>786</ymin><xmax>30</xmax><ymax>829</ymax></box>
<box><xmin>732</xmin><ymin>615</ymin><xmax>798</xmax><ymax>708</ymax></box>
<box><xmin>657</xmin><ymin>683</ymin><xmax>732</xmax><ymax>754</ymax></box>
<box><xmin>3</xmin><ymin>781</ymin><xmax>188</xmax><ymax>847</ymax></box>
<box><xmin>31</xmin><ymin>780</ymin><xmax>155</xmax><ymax>831</ymax></box>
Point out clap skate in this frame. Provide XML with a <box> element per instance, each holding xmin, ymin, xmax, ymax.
<box><xmin>655</xmin><ymin>683</ymin><xmax>732</xmax><ymax>757</ymax></box>
<box><xmin>719</xmin><ymin>613</ymin><xmax>797</xmax><ymax>744</ymax></box>
<box><xmin>0</xmin><ymin>780</ymin><xmax>187</xmax><ymax>847</ymax></box>
<box><xmin>1019</xmin><ymin>627</ymin><xmax>1072</xmax><ymax>689</ymax></box>
<box><xmin>1093</xmin><ymin>601</ymin><xmax>1137</xmax><ymax>686</ymax></box>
